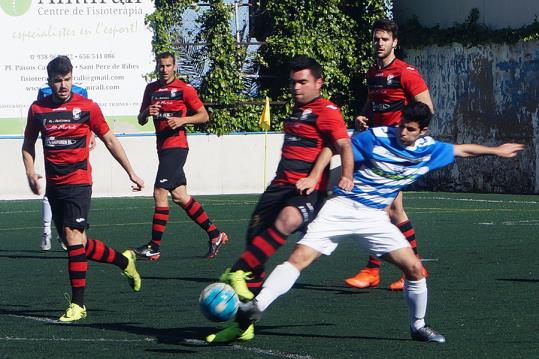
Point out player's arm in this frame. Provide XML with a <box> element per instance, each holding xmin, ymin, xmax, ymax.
<box><xmin>21</xmin><ymin>138</ymin><xmax>42</xmax><ymax>195</ymax></box>
<box><xmin>413</xmin><ymin>89</ymin><xmax>434</xmax><ymax>114</ymax></box>
<box><xmin>355</xmin><ymin>101</ymin><xmax>371</xmax><ymax>131</ymax></box>
<box><xmin>167</xmin><ymin>106</ymin><xmax>209</xmax><ymax>130</ymax></box>
<box><xmin>453</xmin><ymin>143</ymin><xmax>523</xmax><ymax>158</ymax></box>
<box><xmin>99</xmin><ymin>130</ymin><xmax>144</xmax><ymax>191</ymax></box>
<box><xmin>89</xmin><ymin>132</ymin><xmax>97</xmax><ymax>151</ymax></box>
<box><xmin>296</xmin><ymin>147</ymin><xmax>334</xmax><ymax>195</ymax></box>
<box><xmin>137</xmin><ymin>86</ymin><xmax>159</xmax><ymax>125</ymax></box>
<box><xmin>334</xmin><ymin>137</ymin><xmax>354</xmax><ymax>191</ymax></box>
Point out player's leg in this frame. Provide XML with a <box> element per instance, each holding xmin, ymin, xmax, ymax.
<box><xmin>382</xmin><ymin>247</ymin><xmax>445</xmax><ymax>342</ymax></box>
<box><xmin>207</xmin><ymin>244</ymin><xmax>323</xmax><ymax>343</ymax></box>
<box><xmin>207</xmin><ymin>197</ymin><xmax>344</xmax><ymax>344</ymax></box>
<box><xmin>40</xmin><ymin>196</ymin><xmax>52</xmax><ymax>250</ymax></box>
<box><xmin>171</xmin><ymin>184</ymin><xmax>228</xmax><ymax>259</ymax></box>
<box><xmin>387</xmin><ymin>192</ymin><xmax>428</xmax><ymax>291</ymax></box>
<box><xmin>219</xmin><ymin>185</ymin><xmax>289</xmax><ymax>300</ymax></box>
<box><xmin>61</xmin><ymin>225</ymin><xmax>89</xmax><ymax>322</ymax></box>
<box><xmin>133</xmin><ymin>186</ymin><xmax>169</xmax><ymax>260</ymax></box>
<box><xmin>132</xmin><ymin>149</ymin><xmax>173</xmax><ymax>260</ymax></box>
<box><xmin>224</xmin><ymin>187</ymin><xmax>321</xmax><ymax>300</ymax></box>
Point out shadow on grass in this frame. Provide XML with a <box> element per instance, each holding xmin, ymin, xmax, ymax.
<box><xmin>0</xmin><ymin>249</ymin><xmax>66</xmax><ymax>260</ymax></box>
<box><xmin>294</xmin><ymin>282</ymin><xmax>382</xmax><ymax>295</ymax></box>
<box><xmin>496</xmin><ymin>278</ymin><xmax>539</xmax><ymax>283</ymax></box>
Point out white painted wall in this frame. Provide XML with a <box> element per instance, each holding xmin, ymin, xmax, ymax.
<box><xmin>1</xmin><ymin>133</ymin><xmax>284</xmax><ymax>200</ymax></box>
<box><xmin>394</xmin><ymin>0</ymin><xmax>539</xmax><ymax>29</ymax></box>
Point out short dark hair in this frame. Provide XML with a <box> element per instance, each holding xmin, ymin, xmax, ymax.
<box><xmin>372</xmin><ymin>18</ymin><xmax>399</xmax><ymax>39</ymax></box>
<box><xmin>401</xmin><ymin>101</ymin><xmax>432</xmax><ymax>128</ymax></box>
<box><xmin>157</xmin><ymin>51</ymin><xmax>176</xmax><ymax>64</ymax></box>
<box><xmin>47</xmin><ymin>56</ymin><xmax>73</xmax><ymax>78</ymax></box>
<box><xmin>289</xmin><ymin>55</ymin><xmax>323</xmax><ymax>79</ymax></box>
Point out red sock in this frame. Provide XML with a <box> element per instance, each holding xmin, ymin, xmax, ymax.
<box><xmin>233</xmin><ymin>225</ymin><xmax>287</xmax><ymax>274</ymax></box>
<box><xmin>85</xmin><ymin>238</ymin><xmax>127</xmax><ymax>269</ymax></box>
<box><xmin>67</xmin><ymin>244</ymin><xmax>87</xmax><ymax>306</ymax></box>
<box><xmin>366</xmin><ymin>256</ymin><xmax>382</xmax><ymax>269</ymax></box>
<box><xmin>181</xmin><ymin>197</ymin><xmax>220</xmax><ymax>239</ymax></box>
<box><xmin>397</xmin><ymin>220</ymin><xmax>418</xmax><ymax>255</ymax></box>
<box><xmin>150</xmin><ymin>207</ymin><xmax>169</xmax><ymax>249</ymax></box>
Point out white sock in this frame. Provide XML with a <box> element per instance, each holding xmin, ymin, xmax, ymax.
<box><xmin>255</xmin><ymin>261</ymin><xmax>300</xmax><ymax>312</ymax></box>
<box><xmin>404</xmin><ymin>278</ymin><xmax>428</xmax><ymax>331</ymax></box>
<box><xmin>42</xmin><ymin>196</ymin><xmax>52</xmax><ymax>235</ymax></box>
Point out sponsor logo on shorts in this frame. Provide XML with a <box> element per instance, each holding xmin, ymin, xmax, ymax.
<box><xmin>75</xmin><ymin>218</ymin><xmax>85</xmax><ymax>223</ymax></box>
<box><xmin>298</xmin><ymin>205</ymin><xmax>309</xmax><ymax>222</ymax></box>
<box><xmin>159</xmin><ymin>178</ymin><xmax>168</xmax><ymax>183</ymax></box>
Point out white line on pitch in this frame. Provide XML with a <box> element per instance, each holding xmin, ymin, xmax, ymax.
<box><xmin>420</xmin><ymin>258</ymin><xmax>439</xmax><ymax>262</ymax></box>
<box><xmin>478</xmin><ymin>219</ymin><xmax>539</xmax><ymax>226</ymax></box>
<box><xmin>6</xmin><ymin>316</ymin><xmax>314</xmax><ymax>359</ymax></box>
<box><xmin>183</xmin><ymin>339</ymin><xmax>315</xmax><ymax>359</ymax></box>
<box><xmin>409</xmin><ymin>196</ymin><xmax>539</xmax><ymax>205</ymax></box>
<box><xmin>0</xmin><ymin>336</ymin><xmax>155</xmax><ymax>343</ymax></box>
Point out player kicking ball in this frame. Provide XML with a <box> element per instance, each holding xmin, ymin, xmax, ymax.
<box><xmin>205</xmin><ymin>101</ymin><xmax>523</xmax><ymax>343</ymax></box>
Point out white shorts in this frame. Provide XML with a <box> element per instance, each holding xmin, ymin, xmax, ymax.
<box><xmin>297</xmin><ymin>196</ymin><xmax>410</xmax><ymax>258</ymax></box>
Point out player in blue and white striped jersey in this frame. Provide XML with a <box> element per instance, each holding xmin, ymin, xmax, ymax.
<box><xmin>216</xmin><ymin>101</ymin><xmax>523</xmax><ymax>344</ymax></box>
<box><xmin>334</xmin><ymin>123</ymin><xmax>454</xmax><ymax>209</ymax></box>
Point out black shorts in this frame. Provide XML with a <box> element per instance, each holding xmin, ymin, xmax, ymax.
<box><xmin>46</xmin><ymin>185</ymin><xmax>91</xmax><ymax>234</ymax></box>
<box><xmin>155</xmin><ymin>148</ymin><xmax>189</xmax><ymax>190</ymax></box>
<box><xmin>246</xmin><ymin>184</ymin><xmax>326</xmax><ymax>240</ymax></box>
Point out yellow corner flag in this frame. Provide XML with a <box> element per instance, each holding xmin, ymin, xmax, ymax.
<box><xmin>259</xmin><ymin>96</ymin><xmax>271</xmax><ymax>131</ymax></box>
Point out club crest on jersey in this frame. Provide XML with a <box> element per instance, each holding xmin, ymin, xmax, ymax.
<box><xmin>72</xmin><ymin>107</ymin><xmax>81</xmax><ymax>121</ymax></box>
<box><xmin>386</xmin><ymin>74</ymin><xmax>395</xmax><ymax>85</ymax></box>
<box><xmin>300</xmin><ymin>108</ymin><xmax>313</xmax><ymax>121</ymax></box>
<box><xmin>170</xmin><ymin>89</ymin><xmax>177</xmax><ymax>98</ymax></box>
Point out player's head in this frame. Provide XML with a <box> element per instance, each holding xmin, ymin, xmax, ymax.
<box><xmin>398</xmin><ymin>101</ymin><xmax>432</xmax><ymax>146</ymax></box>
<box><xmin>372</xmin><ymin>19</ymin><xmax>398</xmax><ymax>60</ymax></box>
<box><xmin>157</xmin><ymin>51</ymin><xmax>176</xmax><ymax>85</ymax></box>
<box><xmin>47</xmin><ymin>56</ymin><xmax>73</xmax><ymax>103</ymax></box>
<box><xmin>289</xmin><ymin>55</ymin><xmax>323</xmax><ymax>105</ymax></box>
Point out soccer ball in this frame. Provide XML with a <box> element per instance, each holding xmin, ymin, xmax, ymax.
<box><xmin>199</xmin><ymin>282</ymin><xmax>239</xmax><ymax>322</ymax></box>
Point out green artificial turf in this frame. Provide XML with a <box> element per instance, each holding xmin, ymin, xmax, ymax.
<box><xmin>0</xmin><ymin>193</ymin><xmax>537</xmax><ymax>358</ymax></box>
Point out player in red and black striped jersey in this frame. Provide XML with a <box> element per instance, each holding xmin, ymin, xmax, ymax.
<box><xmin>216</xmin><ymin>56</ymin><xmax>354</xmax><ymax>306</ymax></box>
<box><xmin>132</xmin><ymin>52</ymin><xmax>228</xmax><ymax>261</ymax></box>
<box><xmin>22</xmin><ymin>56</ymin><xmax>145</xmax><ymax>322</ymax></box>
<box><xmin>345</xmin><ymin>19</ymin><xmax>434</xmax><ymax>291</ymax></box>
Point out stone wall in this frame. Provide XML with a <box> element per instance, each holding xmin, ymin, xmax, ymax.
<box><xmin>404</xmin><ymin>41</ymin><xmax>539</xmax><ymax>193</ymax></box>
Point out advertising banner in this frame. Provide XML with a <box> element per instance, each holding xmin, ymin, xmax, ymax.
<box><xmin>0</xmin><ymin>0</ymin><xmax>155</xmax><ymax>135</ymax></box>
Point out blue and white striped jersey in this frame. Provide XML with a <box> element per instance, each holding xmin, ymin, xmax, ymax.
<box><xmin>334</xmin><ymin>126</ymin><xmax>454</xmax><ymax>209</ymax></box>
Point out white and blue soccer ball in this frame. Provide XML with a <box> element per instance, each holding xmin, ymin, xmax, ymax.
<box><xmin>199</xmin><ymin>282</ymin><xmax>239</xmax><ymax>322</ymax></box>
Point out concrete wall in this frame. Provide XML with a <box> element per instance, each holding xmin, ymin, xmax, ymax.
<box><xmin>1</xmin><ymin>133</ymin><xmax>284</xmax><ymax>200</ymax></box>
<box><xmin>403</xmin><ymin>40</ymin><xmax>539</xmax><ymax>193</ymax></box>
<box><xmin>394</xmin><ymin>0</ymin><xmax>539</xmax><ymax>29</ymax></box>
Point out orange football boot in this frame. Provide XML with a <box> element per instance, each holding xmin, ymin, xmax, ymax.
<box><xmin>389</xmin><ymin>266</ymin><xmax>429</xmax><ymax>291</ymax></box>
<box><xmin>344</xmin><ymin>268</ymin><xmax>380</xmax><ymax>289</ymax></box>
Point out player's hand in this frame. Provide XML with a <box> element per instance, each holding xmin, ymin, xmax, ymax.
<box><xmin>167</xmin><ymin>117</ymin><xmax>185</xmax><ymax>130</ymax></box>
<box><xmin>27</xmin><ymin>173</ymin><xmax>43</xmax><ymax>195</ymax></box>
<box><xmin>355</xmin><ymin>115</ymin><xmax>369</xmax><ymax>131</ymax></box>
<box><xmin>296</xmin><ymin>176</ymin><xmax>317</xmax><ymax>195</ymax></box>
<box><xmin>147</xmin><ymin>103</ymin><xmax>161</xmax><ymax>117</ymax></box>
<box><xmin>496</xmin><ymin>143</ymin><xmax>524</xmax><ymax>158</ymax></box>
<box><xmin>89</xmin><ymin>133</ymin><xmax>97</xmax><ymax>151</ymax></box>
<box><xmin>337</xmin><ymin>176</ymin><xmax>354</xmax><ymax>191</ymax></box>
<box><xmin>129</xmin><ymin>174</ymin><xmax>144</xmax><ymax>192</ymax></box>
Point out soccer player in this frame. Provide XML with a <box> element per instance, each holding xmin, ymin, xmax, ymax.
<box><xmin>22</xmin><ymin>56</ymin><xmax>144</xmax><ymax>322</ymax></box>
<box><xmin>37</xmin><ymin>83</ymin><xmax>91</xmax><ymax>252</ymax></box>
<box><xmin>345</xmin><ymin>18</ymin><xmax>434</xmax><ymax>291</ymax></box>
<box><xmin>217</xmin><ymin>56</ymin><xmax>354</xmax><ymax>302</ymax></box>
<box><xmin>132</xmin><ymin>52</ymin><xmax>227</xmax><ymax>260</ymax></box>
<box><xmin>206</xmin><ymin>101</ymin><xmax>523</xmax><ymax>343</ymax></box>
